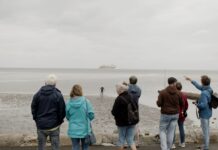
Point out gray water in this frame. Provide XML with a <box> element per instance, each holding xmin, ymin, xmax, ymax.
<box><xmin>0</xmin><ymin>68</ymin><xmax>217</xmax><ymax>128</ymax></box>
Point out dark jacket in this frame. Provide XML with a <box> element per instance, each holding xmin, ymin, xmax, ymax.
<box><xmin>111</xmin><ymin>91</ymin><xmax>138</xmax><ymax>126</ymax></box>
<box><xmin>31</xmin><ymin>85</ymin><xmax>66</xmax><ymax>130</ymax></box>
<box><xmin>157</xmin><ymin>85</ymin><xmax>183</xmax><ymax>115</ymax></box>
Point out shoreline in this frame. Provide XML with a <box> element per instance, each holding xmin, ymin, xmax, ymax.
<box><xmin>0</xmin><ymin>93</ymin><xmax>218</xmax><ymax>146</ymax></box>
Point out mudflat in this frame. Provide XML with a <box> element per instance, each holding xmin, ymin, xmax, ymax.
<box><xmin>0</xmin><ymin>93</ymin><xmax>203</xmax><ymax>147</ymax></box>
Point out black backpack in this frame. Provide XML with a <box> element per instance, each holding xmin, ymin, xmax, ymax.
<box><xmin>121</xmin><ymin>96</ymin><xmax>139</xmax><ymax>125</ymax></box>
<box><xmin>209</xmin><ymin>92</ymin><xmax>218</xmax><ymax>109</ymax></box>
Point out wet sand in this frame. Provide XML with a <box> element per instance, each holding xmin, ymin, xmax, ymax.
<box><xmin>0</xmin><ymin>93</ymin><xmax>193</xmax><ymax>135</ymax></box>
<box><xmin>0</xmin><ymin>93</ymin><xmax>203</xmax><ymax>146</ymax></box>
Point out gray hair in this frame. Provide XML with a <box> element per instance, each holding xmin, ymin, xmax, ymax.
<box><xmin>116</xmin><ymin>83</ymin><xmax>128</xmax><ymax>95</ymax></box>
<box><xmin>45</xmin><ymin>74</ymin><xmax>57</xmax><ymax>86</ymax></box>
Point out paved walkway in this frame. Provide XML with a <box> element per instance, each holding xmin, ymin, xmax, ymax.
<box><xmin>1</xmin><ymin>143</ymin><xmax>218</xmax><ymax>150</ymax></box>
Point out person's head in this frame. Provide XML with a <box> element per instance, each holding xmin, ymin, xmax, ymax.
<box><xmin>45</xmin><ymin>74</ymin><xmax>57</xmax><ymax>86</ymax></box>
<box><xmin>176</xmin><ymin>82</ymin><xmax>182</xmax><ymax>91</ymax></box>
<box><xmin>168</xmin><ymin>77</ymin><xmax>177</xmax><ymax>85</ymax></box>
<box><xmin>201</xmin><ymin>75</ymin><xmax>211</xmax><ymax>86</ymax></box>
<box><xmin>70</xmin><ymin>84</ymin><xmax>83</xmax><ymax>97</ymax></box>
<box><xmin>129</xmin><ymin>75</ymin><xmax>137</xmax><ymax>84</ymax></box>
<box><xmin>116</xmin><ymin>83</ymin><xmax>128</xmax><ymax>95</ymax></box>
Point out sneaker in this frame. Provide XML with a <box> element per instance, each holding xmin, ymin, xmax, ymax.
<box><xmin>195</xmin><ymin>145</ymin><xmax>208</xmax><ymax>150</ymax></box>
<box><xmin>195</xmin><ymin>145</ymin><xmax>202</xmax><ymax>149</ymax></box>
<box><xmin>171</xmin><ymin>144</ymin><xmax>176</xmax><ymax>149</ymax></box>
<box><xmin>179</xmin><ymin>143</ymin><xmax>185</xmax><ymax>148</ymax></box>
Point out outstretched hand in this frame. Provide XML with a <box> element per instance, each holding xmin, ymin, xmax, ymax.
<box><xmin>184</xmin><ymin>76</ymin><xmax>192</xmax><ymax>81</ymax></box>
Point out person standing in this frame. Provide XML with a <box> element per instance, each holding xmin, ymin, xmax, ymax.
<box><xmin>31</xmin><ymin>74</ymin><xmax>66</xmax><ymax>150</ymax></box>
<box><xmin>112</xmin><ymin>83</ymin><xmax>138</xmax><ymax>150</ymax></box>
<box><xmin>128</xmin><ymin>75</ymin><xmax>141</xmax><ymax>147</ymax></box>
<box><xmin>66</xmin><ymin>84</ymin><xmax>95</xmax><ymax>150</ymax></box>
<box><xmin>185</xmin><ymin>75</ymin><xmax>212</xmax><ymax>150</ymax></box>
<box><xmin>172</xmin><ymin>82</ymin><xmax>189</xmax><ymax>149</ymax></box>
<box><xmin>157</xmin><ymin>77</ymin><xmax>183</xmax><ymax>150</ymax></box>
<box><xmin>100</xmin><ymin>86</ymin><xmax>104</xmax><ymax>97</ymax></box>
<box><xmin>128</xmin><ymin>75</ymin><xmax>141</xmax><ymax>105</ymax></box>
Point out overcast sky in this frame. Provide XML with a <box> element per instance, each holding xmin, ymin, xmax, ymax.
<box><xmin>0</xmin><ymin>0</ymin><xmax>218</xmax><ymax>70</ymax></box>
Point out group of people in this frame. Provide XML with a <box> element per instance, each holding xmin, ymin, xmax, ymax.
<box><xmin>31</xmin><ymin>74</ymin><xmax>213</xmax><ymax>150</ymax></box>
<box><xmin>157</xmin><ymin>75</ymin><xmax>212</xmax><ymax>150</ymax></box>
<box><xmin>111</xmin><ymin>76</ymin><xmax>141</xmax><ymax>150</ymax></box>
<box><xmin>31</xmin><ymin>74</ymin><xmax>95</xmax><ymax>150</ymax></box>
<box><xmin>31</xmin><ymin>74</ymin><xmax>141</xmax><ymax>150</ymax></box>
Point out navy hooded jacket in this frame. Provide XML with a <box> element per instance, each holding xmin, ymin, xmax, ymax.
<box><xmin>31</xmin><ymin>85</ymin><xmax>66</xmax><ymax>130</ymax></box>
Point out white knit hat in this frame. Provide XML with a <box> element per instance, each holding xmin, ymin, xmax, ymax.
<box><xmin>45</xmin><ymin>74</ymin><xmax>57</xmax><ymax>86</ymax></box>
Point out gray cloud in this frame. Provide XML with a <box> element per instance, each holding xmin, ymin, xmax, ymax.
<box><xmin>0</xmin><ymin>0</ymin><xmax>218</xmax><ymax>69</ymax></box>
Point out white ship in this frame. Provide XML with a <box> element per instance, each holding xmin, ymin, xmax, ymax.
<box><xmin>99</xmin><ymin>65</ymin><xmax>116</xmax><ymax>69</ymax></box>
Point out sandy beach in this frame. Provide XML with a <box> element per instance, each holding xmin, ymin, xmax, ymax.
<box><xmin>0</xmin><ymin>93</ymin><xmax>216</xmax><ymax>147</ymax></box>
<box><xmin>0</xmin><ymin>93</ymin><xmax>161</xmax><ymax>135</ymax></box>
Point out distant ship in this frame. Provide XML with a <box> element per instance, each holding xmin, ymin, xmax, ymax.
<box><xmin>99</xmin><ymin>65</ymin><xmax>116</xmax><ymax>69</ymax></box>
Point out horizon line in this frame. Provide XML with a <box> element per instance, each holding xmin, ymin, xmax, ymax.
<box><xmin>0</xmin><ymin>67</ymin><xmax>217</xmax><ymax>72</ymax></box>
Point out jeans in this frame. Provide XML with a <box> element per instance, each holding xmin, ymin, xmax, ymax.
<box><xmin>178</xmin><ymin>120</ymin><xmax>185</xmax><ymax>144</ymax></box>
<box><xmin>159</xmin><ymin>114</ymin><xmax>179</xmax><ymax>150</ymax></box>
<box><xmin>200</xmin><ymin>118</ymin><xmax>210</xmax><ymax>150</ymax></box>
<box><xmin>37</xmin><ymin>128</ymin><xmax>60</xmax><ymax>150</ymax></box>
<box><xmin>71</xmin><ymin>138</ymin><xmax>89</xmax><ymax>150</ymax></box>
<box><xmin>117</xmin><ymin>125</ymin><xmax>136</xmax><ymax>147</ymax></box>
<box><xmin>173</xmin><ymin>120</ymin><xmax>185</xmax><ymax>144</ymax></box>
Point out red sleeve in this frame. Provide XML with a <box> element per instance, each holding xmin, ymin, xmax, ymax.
<box><xmin>182</xmin><ymin>93</ymin><xmax>188</xmax><ymax>110</ymax></box>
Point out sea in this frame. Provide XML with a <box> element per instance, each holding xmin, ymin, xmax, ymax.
<box><xmin>0</xmin><ymin>68</ymin><xmax>217</xmax><ymax>128</ymax></box>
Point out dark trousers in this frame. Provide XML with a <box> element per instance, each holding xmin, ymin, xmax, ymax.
<box><xmin>173</xmin><ymin>120</ymin><xmax>185</xmax><ymax>144</ymax></box>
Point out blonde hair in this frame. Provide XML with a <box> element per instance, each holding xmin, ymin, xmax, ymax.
<box><xmin>70</xmin><ymin>84</ymin><xmax>83</xmax><ymax>97</ymax></box>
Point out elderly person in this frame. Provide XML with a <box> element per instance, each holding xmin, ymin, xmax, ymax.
<box><xmin>66</xmin><ymin>84</ymin><xmax>95</xmax><ymax>150</ymax></box>
<box><xmin>111</xmin><ymin>83</ymin><xmax>138</xmax><ymax>150</ymax></box>
<box><xmin>31</xmin><ymin>74</ymin><xmax>66</xmax><ymax>150</ymax></box>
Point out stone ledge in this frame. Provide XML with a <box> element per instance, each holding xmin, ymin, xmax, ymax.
<box><xmin>1</xmin><ymin>130</ymin><xmax>218</xmax><ymax>147</ymax></box>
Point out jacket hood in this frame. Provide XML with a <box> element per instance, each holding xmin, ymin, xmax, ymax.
<box><xmin>68</xmin><ymin>96</ymin><xmax>86</xmax><ymax>109</ymax></box>
<box><xmin>128</xmin><ymin>84</ymin><xmax>139</xmax><ymax>94</ymax></box>
<box><xmin>40</xmin><ymin>85</ymin><xmax>58</xmax><ymax>96</ymax></box>
<box><xmin>166</xmin><ymin>85</ymin><xmax>178</xmax><ymax>95</ymax></box>
<box><xmin>119</xmin><ymin>91</ymin><xmax>129</xmax><ymax>96</ymax></box>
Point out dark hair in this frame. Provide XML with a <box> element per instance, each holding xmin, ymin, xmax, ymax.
<box><xmin>176</xmin><ymin>82</ymin><xmax>182</xmax><ymax>91</ymax></box>
<box><xmin>129</xmin><ymin>75</ymin><xmax>137</xmax><ymax>84</ymax></box>
<box><xmin>201</xmin><ymin>75</ymin><xmax>210</xmax><ymax>86</ymax></box>
<box><xmin>168</xmin><ymin>77</ymin><xmax>177</xmax><ymax>85</ymax></box>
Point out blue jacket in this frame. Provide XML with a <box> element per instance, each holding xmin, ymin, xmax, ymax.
<box><xmin>128</xmin><ymin>84</ymin><xmax>141</xmax><ymax>104</ymax></box>
<box><xmin>31</xmin><ymin>85</ymin><xmax>66</xmax><ymax>130</ymax></box>
<box><xmin>192</xmin><ymin>81</ymin><xmax>212</xmax><ymax>119</ymax></box>
<box><xmin>66</xmin><ymin>96</ymin><xmax>94</xmax><ymax>138</ymax></box>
